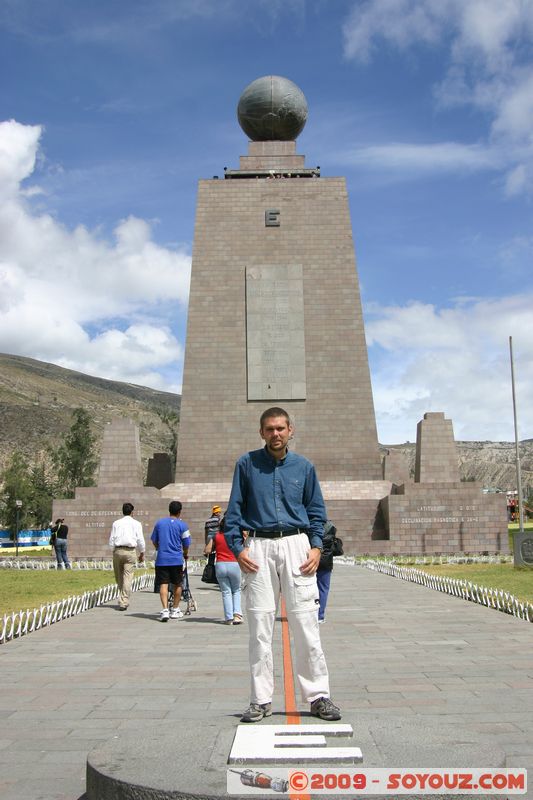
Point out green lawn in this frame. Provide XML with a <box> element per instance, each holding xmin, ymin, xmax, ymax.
<box><xmin>1</xmin><ymin>546</ymin><xmax>57</xmax><ymax>559</ymax></box>
<box><xmin>0</xmin><ymin>569</ymin><xmax>149</xmax><ymax>618</ymax></box>
<box><xmin>419</xmin><ymin>563</ymin><xmax>533</xmax><ymax>605</ymax></box>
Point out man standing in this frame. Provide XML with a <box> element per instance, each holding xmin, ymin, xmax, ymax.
<box><xmin>109</xmin><ymin>503</ymin><xmax>146</xmax><ymax>611</ymax></box>
<box><xmin>224</xmin><ymin>407</ymin><xmax>341</xmax><ymax>723</ymax></box>
<box><xmin>205</xmin><ymin>505</ymin><xmax>222</xmax><ymax>544</ymax></box>
<box><xmin>151</xmin><ymin>500</ymin><xmax>191</xmax><ymax>622</ymax></box>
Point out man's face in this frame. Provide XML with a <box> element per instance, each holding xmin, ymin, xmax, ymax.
<box><xmin>260</xmin><ymin>416</ymin><xmax>293</xmax><ymax>457</ymax></box>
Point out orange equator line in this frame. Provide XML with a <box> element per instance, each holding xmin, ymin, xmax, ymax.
<box><xmin>281</xmin><ymin>597</ymin><xmax>311</xmax><ymax>800</ymax></box>
<box><xmin>281</xmin><ymin>597</ymin><xmax>300</xmax><ymax>724</ymax></box>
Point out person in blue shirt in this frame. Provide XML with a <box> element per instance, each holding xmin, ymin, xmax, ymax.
<box><xmin>224</xmin><ymin>406</ymin><xmax>341</xmax><ymax>723</ymax></box>
<box><xmin>151</xmin><ymin>500</ymin><xmax>191</xmax><ymax>622</ymax></box>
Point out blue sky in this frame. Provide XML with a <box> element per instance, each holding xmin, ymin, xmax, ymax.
<box><xmin>1</xmin><ymin>0</ymin><xmax>533</xmax><ymax>444</ymax></box>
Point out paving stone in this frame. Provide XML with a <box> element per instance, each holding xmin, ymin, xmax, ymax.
<box><xmin>0</xmin><ymin>566</ymin><xmax>532</xmax><ymax>798</ymax></box>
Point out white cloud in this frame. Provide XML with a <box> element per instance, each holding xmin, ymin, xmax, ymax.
<box><xmin>0</xmin><ymin>0</ymin><xmax>306</xmax><ymax>45</ymax></box>
<box><xmin>0</xmin><ymin>120</ymin><xmax>41</xmax><ymax>195</ymax></box>
<box><xmin>346</xmin><ymin>141</ymin><xmax>502</xmax><ymax>175</ymax></box>
<box><xmin>0</xmin><ymin>119</ymin><xmax>191</xmax><ymax>389</ymax></box>
<box><xmin>51</xmin><ymin>324</ymin><xmax>183</xmax><ymax>391</ymax></box>
<box><xmin>492</xmin><ymin>71</ymin><xmax>533</xmax><ymax>141</ymax></box>
<box><xmin>498</xmin><ymin>234</ymin><xmax>533</xmax><ymax>280</ymax></box>
<box><xmin>504</xmin><ymin>164</ymin><xmax>528</xmax><ymax>196</ymax></box>
<box><xmin>453</xmin><ymin>1</ymin><xmax>533</xmax><ymax>70</ymax></box>
<box><xmin>367</xmin><ymin>295</ymin><xmax>533</xmax><ymax>443</ymax></box>
<box><xmin>344</xmin><ymin>0</ymin><xmax>449</xmax><ymax>61</ymax></box>
<box><xmin>343</xmin><ymin>0</ymin><xmax>533</xmax><ymax>192</ymax></box>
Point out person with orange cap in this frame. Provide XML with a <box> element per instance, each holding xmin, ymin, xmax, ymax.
<box><xmin>205</xmin><ymin>505</ymin><xmax>223</xmax><ymax>544</ymax></box>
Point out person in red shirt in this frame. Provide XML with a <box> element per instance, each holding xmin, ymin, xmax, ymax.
<box><xmin>204</xmin><ymin>517</ymin><xmax>242</xmax><ymax>625</ymax></box>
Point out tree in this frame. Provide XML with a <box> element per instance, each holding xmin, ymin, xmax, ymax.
<box><xmin>525</xmin><ymin>486</ymin><xmax>533</xmax><ymax>519</ymax></box>
<box><xmin>30</xmin><ymin>461</ymin><xmax>56</xmax><ymax>528</ymax></box>
<box><xmin>1</xmin><ymin>452</ymin><xmax>57</xmax><ymax>534</ymax></box>
<box><xmin>0</xmin><ymin>452</ymin><xmax>33</xmax><ymax>538</ymax></box>
<box><xmin>51</xmin><ymin>408</ymin><xmax>98</xmax><ymax>498</ymax></box>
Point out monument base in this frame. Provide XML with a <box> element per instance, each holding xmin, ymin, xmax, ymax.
<box><xmin>86</xmin><ymin>725</ymin><xmax>234</xmax><ymax>800</ymax></box>
<box><xmin>160</xmin><ymin>479</ymin><xmax>508</xmax><ymax>557</ymax></box>
<box><xmin>160</xmin><ymin>481</ymin><xmax>394</xmax><ymax>557</ymax></box>
<box><xmin>55</xmin><ymin>419</ymin><xmax>510</xmax><ymax>560</ymax></box>
<box><xmin>86</xmin><ymin>722</ymin><xmax>362</xmax><ymax>799</ymax></box>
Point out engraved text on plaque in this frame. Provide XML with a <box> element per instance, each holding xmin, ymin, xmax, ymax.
<box><xmin>246</xmin><ymin>265</ymin><xmax>306</xmax><ymax>401</ymax></box>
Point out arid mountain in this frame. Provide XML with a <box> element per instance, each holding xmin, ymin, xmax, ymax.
<box><xmin>381</xmin><ymin>441</ymin><xmax>533</xmax><ymax>494</ymax></box>
<box><xmin>1</xmin><ymin>352</ymin><xmax>531</xmax><ymax>493</ymax></box>
<box><xmin>0</xmin><ymin>353</ymin><xmax>180</xmax><ymax>477</ymax></box>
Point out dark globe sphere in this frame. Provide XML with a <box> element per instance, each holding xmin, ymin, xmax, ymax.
<box><xmin>237</xmin><ymin>75</ymin><xmax>308</xmax><ymax>141</ymax></box>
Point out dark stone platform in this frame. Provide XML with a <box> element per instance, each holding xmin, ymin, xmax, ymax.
<box><xmin>87</xmin><ymin>724</ymin><xmax>234</xmax><ymax>799</ymax></box>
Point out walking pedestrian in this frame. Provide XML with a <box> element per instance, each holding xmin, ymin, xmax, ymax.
<box><xmin>109</xmin><ymin>503</ymin><xmax>146</xmax><ymax>611</ymax></box>
<box><xmin>204</xmin><ymin>517</ymin><xmax>242</xmax><ymax>625</ymax></box>
<box><xmin>151</xmin><ymin>501</ymin><xmax>191</xmax><ymax>622</ymax></box>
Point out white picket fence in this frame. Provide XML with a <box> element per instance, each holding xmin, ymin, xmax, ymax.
<box><xmin>0</xmin><ymin>558</ymin><xmax>119</xmax><ymax>570</ymax></box>
<box><xmin>361</xmin><ymin>559</ymin><xmax>533</xmax><ymax>623</ymax></box>
<box><xmin>0</xmin><ymin>559</ymin><xmax>204</xmax><ymax>645</ymax></box>
<box><xmin>0</xmin><ymin>558</ymin><xmax>202</xmax><ymax>571</ymax></box>
<box><xmin>0</xmin><ymin>572</ymin><xmax>155</xmax><ymax>645</ymax></box>
<box><xmin>356</xmin><ymin>553</ymin><xmax>513</xmax><ymax>566</ymax></box>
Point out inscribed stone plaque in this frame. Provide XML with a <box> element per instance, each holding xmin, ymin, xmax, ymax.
<box><xmin>246</xmin><ymin>265</ymin><xmax>306</xmax><ymax>400</ymax></box>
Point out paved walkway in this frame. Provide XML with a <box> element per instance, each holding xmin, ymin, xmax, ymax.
<box><xmin>1</xmin><ymin>564</ymin><xmax>532</xmax><ymax>799</ymax></box>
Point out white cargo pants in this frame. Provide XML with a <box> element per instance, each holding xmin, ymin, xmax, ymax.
<box><xmin>242</xmin><ymin>533</ymin><xmax>330</xmax><ymax>705</ymax></box>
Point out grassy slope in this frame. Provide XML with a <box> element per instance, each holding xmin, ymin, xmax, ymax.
<box><xmin>0</xmin><ymin>351</ymin><xmax>180</xmax><ymax>473</ymax></box>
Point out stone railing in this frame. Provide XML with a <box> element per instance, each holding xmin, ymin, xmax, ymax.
<box><xmin>361</xmin><ymin>559</ymin><xmax>533</xmax><ymax>623</ymax></box>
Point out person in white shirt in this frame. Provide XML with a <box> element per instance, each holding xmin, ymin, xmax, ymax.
<box><xmin>109</xmin><ymin>502</ymin><xmax>146</xmax><ymax>611</ymax></box>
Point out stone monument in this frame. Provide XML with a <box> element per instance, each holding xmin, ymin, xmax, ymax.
<box><xmin>164</xmin><ymin>74</ymin><xmax>508</xmax><ymax>556</ymax></box>
<box><xmin>174</xmin><ymin>74</ymin><xmax>382</xmax><ymax>483</ymax></box>
<box><xmin>53</xmin><ymin>418</ymin><xmax>165</xmax><ymax>559</ymax></box>
<box><xmin>380</xmin><ymin>413</ymin><xmax>508</xmax><ymax>554</ymax></box>
<box><xmin>56</xmin><ymin>77</ymin><xmax>508</xmax><ymax>557</ymax></box>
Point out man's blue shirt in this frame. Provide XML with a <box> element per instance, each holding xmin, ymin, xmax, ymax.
<box><xmin>224</xmin><ymin>446</ymin><xmax>326</xmax><ymax>557</ymax></box>
<box><xmin>150</xmin><ymin>517</ymin><xmax>191</xmax><ymax>566</ymax></box>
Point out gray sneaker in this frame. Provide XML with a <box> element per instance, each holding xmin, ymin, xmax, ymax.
<box><xmin>310</xmin><ymin>696</ymin><xmax>341</xmax><ymax>721</ymax></box>
<box><xmin>241</xmin><ymin>702</ymin><xmax>272</xmax><ymax>723</ymax></box>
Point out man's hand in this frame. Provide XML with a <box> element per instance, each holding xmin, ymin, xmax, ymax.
<box><xmin>237</xmin><ymin>549</ymin><xmax>259</xmax><ymax>574</ymax></box>
<box><xmin>300</xmin><ymin>547</ymin><xmax>321</xmax><ymax>576</ymax></box>
<box><xmin>138</xmin><ymin>552</ymin><xmax>145</xmax><ymax>563</ymax></box>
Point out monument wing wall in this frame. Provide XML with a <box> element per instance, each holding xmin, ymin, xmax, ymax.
<box><xmin>381</xmin><ymin>483</ymin><xmax>509</xmax><ymax>555</ymax></box>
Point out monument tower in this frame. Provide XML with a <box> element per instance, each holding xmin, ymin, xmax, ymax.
<box><xmin>56</xmin><ymin>76</ymin><xmax>508</xmax><ymax>557</ymax></box>
<box><xmin>175</xmin><ymin>75</ymin><xmax>382</xmax><ymax>485</ymax></box>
